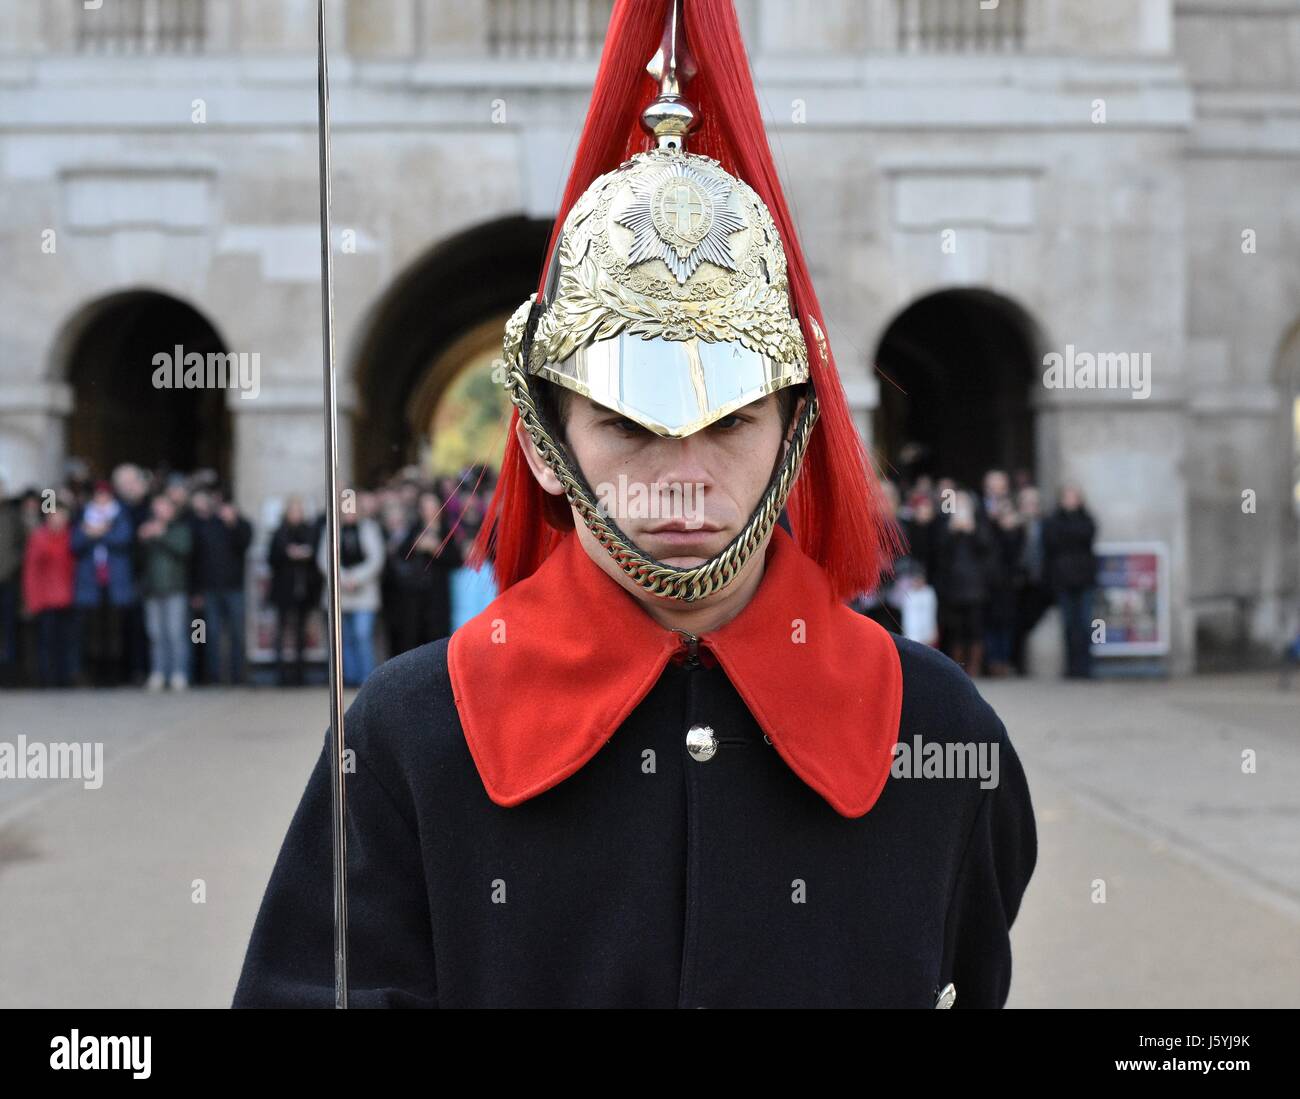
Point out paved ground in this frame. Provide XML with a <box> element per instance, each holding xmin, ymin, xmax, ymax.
<box><xmin>0</xmin><ymin>671</ymin><xmax>1296</xmax><ymax>1007</ymax></box>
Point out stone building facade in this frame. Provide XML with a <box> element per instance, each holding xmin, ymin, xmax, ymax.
<box><xmin>1</xmin><ymin>0</ymin><xmax>1298</xmax><ymax>673</ymax></box>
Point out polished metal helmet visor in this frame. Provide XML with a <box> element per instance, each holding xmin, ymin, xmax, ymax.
<box><xmin>536</xmin><ymin>332</ymin><xmax>803</xmax><ymax>437</ymax></box>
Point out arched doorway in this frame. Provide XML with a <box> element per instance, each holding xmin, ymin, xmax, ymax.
<box><xmin>56</xmin><ymin>290</ymin><xmax>232</xmax><ymax>484</ymax></box>
<box><xmin>351</xmin><ymin>216</ymin><xmax>553</xmax><ymax>485</ymax></box>
<box><xmin>872</xmin><ymin>288</ymin><xmax>1043</xmax><ymax>490</ymax></box>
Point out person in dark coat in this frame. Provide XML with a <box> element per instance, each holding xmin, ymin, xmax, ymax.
<box><xmin>984</xmin><ymin>498</ymin><xmax>1024</xmax><ymax>677</ymax></box>
<box><xmin>232</xmin><ymin>0</ymin><xmax>1034</xmax><ymax>1010</ymax></box>
<box><xmin>386</xmin><ymin>490</ymin><xmax>454</xmax><ymax>656</ymax></box>
<box><xmin>112</xmin><ymin>462</ymin><xmax>153</xmax><ymax>685</ymax></box>
<box><xmin>190</xmin><ymin>490</ymin><xmax>253</xmax><ymax>685</ymax></box>
<box><xmin>933</xmin><ymin>491</ymin><xmax>993</xmax><ymax>676</ymax></box>
<box><xmin>267</xmin><ymin>496</ymin><xmax>321</xmax><ymax>687</ymax></box>
<box><xmin>232</xmin><ymin>570</ymin><xmax>1036</xmax><ymax>1008</ymax></box>
<box><xmin>1011</xmin><ymin>485</ymin><xmax>1050</xmax><ymax>675</ymax></box>
<box><xmin>1042</xmin><ymin>483</ymin><xmax>1099</xmax><ymax>678</ymax></box>
<box><xmin>899</xmin><ymin>489</ymin><xmax>940</xmax><ymax>585</ymax></box>
<box><xmin>378</xmin><ymin>498</ymin><xmax>412</xmax><ymax>660</ymax></box>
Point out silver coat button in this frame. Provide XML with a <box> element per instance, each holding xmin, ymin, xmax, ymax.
<box><xmin>934</xmin><ymin>983</ymin><xmax>956</xmax><ymax>1009</ymax></box>
<box><xmin>685</xmin><ymin>724</ymin><xmax>717</xmax><ymax>762</ymax></box>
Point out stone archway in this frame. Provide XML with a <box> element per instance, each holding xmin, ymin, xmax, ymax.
<box><xmin>350</xmin><ymin>216</ymin><xmax>553</xmax><ymax>485</ymax></box>
<box><xmin>55</xmin><ymin>289</ymin><xmax>233</xmax><ymax>485</ymax></box>
<box><xmin>872</xmin><ymin>287</ymin><xmax>1044</xmax><ymax>490</ymax></box>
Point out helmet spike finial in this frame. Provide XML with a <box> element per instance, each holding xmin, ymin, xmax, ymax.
<box><xmin>641</xmin><ymin>0</ymin><xmax>699</xmax><ymax>151</ymax></box>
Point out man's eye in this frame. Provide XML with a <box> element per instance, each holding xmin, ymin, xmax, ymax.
<box><xmin>607</xmin><ymin>417</ymin><xmax>647</xmax><ymax>434</ymax></box>
<box><xmin>711</xmin><ymin>414</ymin><xmax>747</xmax><ymax>430</ymax></box>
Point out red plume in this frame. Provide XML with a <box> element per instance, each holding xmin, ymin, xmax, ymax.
<box><xmin>471</xmin><ymin>0</ymin><xmax>902</xmax><ymax>602</ymax></box>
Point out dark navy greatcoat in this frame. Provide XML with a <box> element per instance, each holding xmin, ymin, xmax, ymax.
<box><xmin>232</xmin><ymin>627</ymin><xmax>1037</xmax><ymax>1009</ymax></box>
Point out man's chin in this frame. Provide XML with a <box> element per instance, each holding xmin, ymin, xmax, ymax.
<box><xmin>658</xmin><ymin>554</ymin><xmax>708</xmax><ymax>568</ymax></box>
<box><xmin>634</xmin><ymin>530</ymin><xmax>729</xmax><ymax>567</ymax></box>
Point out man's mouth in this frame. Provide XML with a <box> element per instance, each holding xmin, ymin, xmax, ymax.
<box><xmin>643</xmin><ymin>520</ymin><xmax>722</xmax><ymax>541</ymax></box>
<box><xmin>644</xmin><ymin>520</ymin><xmax>723</xmax><ymax>534</ymax></box>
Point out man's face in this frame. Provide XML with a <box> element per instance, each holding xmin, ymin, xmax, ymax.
<box><xmin>113</xmin><ymin>465</ymin><xmax>144</xmax><ymax>502</ymax></box>
<box><xmin>519</xmin><ymin>388</ymin><xmax>797</xmax><ymax>620</ymax></box>
<box><xmin>565</xmin><ymin>393</ymin><xmax>788</xmax><ymax>568</ymax></box>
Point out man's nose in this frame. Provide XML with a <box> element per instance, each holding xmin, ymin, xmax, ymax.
<box><xmin>653</xmin><ymin>431</ymin><xmax>717</xmax><ymax>490</ymax></box>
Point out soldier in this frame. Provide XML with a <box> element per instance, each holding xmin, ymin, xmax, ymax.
<box><xmin>233</xmin><ymin>0</ymin><xmax>1036</xmax><ymax>1009</ymax></box>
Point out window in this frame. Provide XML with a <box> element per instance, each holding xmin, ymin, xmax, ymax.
<box><xmin>75</xmin><ymin>0</ymin><xmax>206</xmax><ymax>55</ymax></box>
<box><xmin>487</xmin><ymin>0</ymin><xmax>616</xmax><ymax>58</ymax></box>
<box><xmin>897</xmin><ymin>0</ymin><xmax>1026</xmax><ymax>53</ymax></box>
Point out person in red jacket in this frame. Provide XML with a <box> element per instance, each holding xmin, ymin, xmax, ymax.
<box><xmin>23</xmin><ymin>502</ymin><xmax>76</xmax><ymax>687</ymax></box>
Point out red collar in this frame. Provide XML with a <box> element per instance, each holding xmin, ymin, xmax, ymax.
<box><xmin>448</xmin><ymin>525</ymin><xmax>903</xmax><ymax>818</ymax></box>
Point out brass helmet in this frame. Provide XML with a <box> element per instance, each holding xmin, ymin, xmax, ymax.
<box><xmin>501</xmin><ymin>0</ymin><xmax>823</xmax><ymax>602</ymax></box>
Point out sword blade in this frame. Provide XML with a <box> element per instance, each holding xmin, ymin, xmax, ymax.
<box><xmin>315</xmin><ymin>0</ymin><xmax>349</xmax><ymax>1010</ymax></box>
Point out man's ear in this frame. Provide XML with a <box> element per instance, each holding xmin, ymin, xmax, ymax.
<box><xmin>783</xmin><ymin>392</ymin><xmax>807</xmax><ymax>448</ymax></box>
<box><xmin>514</xmin><ymin>416</ymin><xmax>565</xmax><ymax>497</ymax></box>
